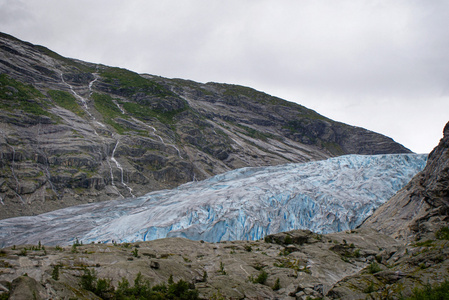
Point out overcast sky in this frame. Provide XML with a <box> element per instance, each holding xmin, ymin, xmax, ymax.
<box><xmin>1</xmin><ymin>0</ymin><xmax>448</xmax><ymax>153</ymax></box>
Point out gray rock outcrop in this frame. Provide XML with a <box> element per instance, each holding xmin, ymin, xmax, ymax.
<box><xmin>362</xmin><ymin>121</ymin><xmax>449</xmax><ymax>241</ymax></box>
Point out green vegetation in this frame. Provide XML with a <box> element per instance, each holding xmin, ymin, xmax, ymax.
<box><xmin>81</xmin><ymin>269</ymin><xmax>199</xmax><ymax>299</ymax></box>
<box><xmin>231</xmin><ymin>122</ymin><xmax>278</xmax><ymax>142</ymax></box>
<box><xmin>0</xmin><ymin>74</ymin><xmax>54</xmax><ymax>118</ymax></box>
<box><xmin>122</xmin><ymin>101</ymin><xmax>185</xmax><ymax>124</ymax></box>
<box><xmin>220</xmin><ymin>83</ymin><xmax>298</xmax><ymax>108</ymax></box>
<box><xmin>48</xmin><ymin>90</ymin><xmax>86</xmax><ymax>117</ymax></box>
<box><xmin>249</xmin><ymin>270</ymin><xmax>268</xmax><ymax>285</ymax></box>
<box><xmin>272</xmin><ymin>278</ymin><xmax>281</xmax><ymax>291</ymax></box>
<box><xmin>244</xmin><ymin>245</ymin><xmax>252</xmax><ymax>252</ymax></box>
<box><xmin>436</xmin><ymin>226</ymin><xmax>449</xmax><ymax>240</ymax></box>
<box><xmin>132</xmin><ymin>248</ymin><xmax>139</xmax><ymax>258</ymax></box>
<box><xmin>274</xmin><ymin>258</ymin><xmax>310</xmax><ymax>274</ymax></box>
<box><xmin>92</xmin><ymin>93</ymin><xmax>128</xmax><ymax>134</ymax></box>
<box><xmin>414</xmin><ymin>240</ymin><xmax>434</xmax><ymax>247</ymax></box>
<box><xmin>407</xmin><ymin>280</ymin><xmax>449</xmax><ymax>300</ymax></box>
<box><xmin>364</xmin><ymin>281</ymin><xmax>375</xmax><ymax>294</ymax></box>
<box><xmin>51</xmin><ymin>264</ymin><xmax>60</xmax><ymax>281</ymax></box>
<box><xmin>218</xmin><ymin>261</ymin><xmax>226</xmax><ymax>275</ymax></box>
<box><xmin>367</xmin><ymin>262</ymin><xmax>382</xmax><ymax>274</ymax></box>
<box><xmin>284</xmin><ymin>235</ymin><xmax>293</xmax><ymax>245</ymax></box>
<box><xmin>100</xmin><ymin>67</ymin><xmax>174</xmax><ymax>98</ymax></box>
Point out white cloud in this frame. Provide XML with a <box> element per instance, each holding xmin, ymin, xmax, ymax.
<box><xmin>1</xmin><ymin>0</ymin><xmax>448</xmax><ymax>153</ymax></box>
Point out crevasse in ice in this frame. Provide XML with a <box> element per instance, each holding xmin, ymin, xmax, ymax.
<box><xmin>0</xmin><ymin>154</ymin><xmax>427</xmax><ymax>246</ymax></box>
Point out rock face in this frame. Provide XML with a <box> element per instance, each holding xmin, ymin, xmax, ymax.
<box><xmin>324</xmin><ymin>121</ymin><xmax>449</xmax><ymax>299</ymax></box>
<box><xmin>0</xmin><ymin>32</ymin><xmax>411</xmax><ymax>219</ymax></box>
<box><xmin>362</xmin><ymin>121</ymin><xmax>449</xmax><ymax>241</ymax></box>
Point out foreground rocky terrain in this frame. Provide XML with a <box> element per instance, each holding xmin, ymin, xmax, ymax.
<box><xmin>0</xmin><ymin>228</ymin><xmax>410</xmax><ymax>299</ymax></box>
<box><xmin>0</xmin><ymin>32</ymin><xmax>410</xmax><ymax>219</ymax></box>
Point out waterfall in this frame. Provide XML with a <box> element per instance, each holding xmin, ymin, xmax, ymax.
<box><xmin>111</xmin><ymin>140</ymin><xmax>135</xmax><ymax>198</ymax></box>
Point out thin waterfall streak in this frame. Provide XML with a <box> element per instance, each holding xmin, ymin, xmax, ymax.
<box><xmin>129</xmin><ymin>117</ymin><xmax>182</xmax><ymax>159</ymax></box>
<box><xmin>113</xmin><ymin>100</ymin><xmax>126</xmax><ymax>114</ymax></box>
<box><xmin>111</xmin><ymin>140</ymin><xmax>135</xmax><ymax>198</ymax></box>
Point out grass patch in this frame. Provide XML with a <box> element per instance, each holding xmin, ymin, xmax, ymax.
<box><xmin>220</xmin><ymin>83</ymin><xmax>300</xmax><ymax>108</ymax></box>
<box><xmin>407</xmin><ymin>280</ymin><xmax>449</xmax><ymax>300</ymax></box>
<box><xmin>48</xmin><ymin>90</ymin><xmax>86</xmax><ymax>117</ymax></box>
<box><xmin>122</xmin><ymin>101</ymin><xmax>185</xmax><ymax>124</ymax></box>
<box><xmin>367</xmin><ymin>262</ymin><xmax>382</xmax><ymax>274</ymax></box>
<box><xmin>413</xmin><ymin>240</ymin><xmax>434</xmax><ymax>247</ymax></box>
<box><xmin>249</xmin><ymin>270</ymin><xmax>268</xmax><ymax>285</ymax></box>
<box><xmin>436</xmin><ymin>226</ymin><xmax>449</xmax><ymax>240</ymax></box>
<box><xmin>92</xmin><ymin>93</ymin><xmax>128</xmax><ymax>134</ymax></box>
<box><xmin>0</xmin><ymin>74</ymin><xmax>54</xmax><ymax>118</ymax></box>
<box><xmin>233</xmin><ymin>122</ymin><xmax>278</xmax><ymax>141</ymax></box>
<box><xmin>100</xmin><ymin>67</ymin><xmax>174</xmax><ymax>97</ymax></box>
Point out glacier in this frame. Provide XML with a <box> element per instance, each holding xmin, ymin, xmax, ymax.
<box><xmin>0</xmin><ymin>154</ymin><xmax>427</xmax><ymax>247</ymax></box>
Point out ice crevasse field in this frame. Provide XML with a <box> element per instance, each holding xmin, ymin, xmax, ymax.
<box><xmin>0</xmin><ymin>153</ymin><xmax>427</xmax><ymax>247</ymax></box>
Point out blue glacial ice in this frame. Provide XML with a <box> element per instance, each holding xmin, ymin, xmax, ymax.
<box><xmin>0</xmin><ymin>154</ymin><xmax>427</xmax><ymax>246</ymax></box>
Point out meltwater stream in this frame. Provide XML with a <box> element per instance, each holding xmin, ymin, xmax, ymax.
<box><xmin>0</xmin><ymin>154</ymin><xmax>426</xmax><ymax>247</ymax></box>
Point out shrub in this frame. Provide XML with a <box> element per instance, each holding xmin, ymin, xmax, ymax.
<box><xmin>80</xmin><ymin>268</ymin><xmax>97</xmax><ymax>291</ymax></box>
<box><xmin>367</xmin><ymin>262</ymin><xmax>382</xmax><ymax>274</ymax></box>
<box><xmin>414</xmin><ymin>240</ymin><xmax>434</xmax><ymax>247</ymax></box>
<box><xmin>250</xmin><ymin>270</ymin><xmax>268</xmax><ymax>285</ymax></box>
<box><xmin>219</xmin><ymin>262</ymin><xmax>226</xmax><ymax>275</ymax></box>
<box><xmin>51</xmin><ymin>265</ymin><xmax>60</xmax><ymax>281</ymax></box>
<box><xmin>436</xmin><ymin>227</ymin><xmax>449</xmax><ymax>240</ymax></box>
<box><xmin>364</xmin><ymin>281</ymin><xmax>375</xmax><ymax>293</ymax></box>
<box><xmin>95</xmin><ymin>278</ymin><xmax>113</xmax><ymax>299</ymax></box>
<box><xmin>408</xmin><ymin>280</ymin><xmax>449</xmax><ymax>300</ymax></box>
<box><xmin>167</xmin><ymin>279</ymin><xmax>199</xmax><ymax>299</ymax></box>
<box><xmin>132</xmin><ymin>248</ymin><xmax>138</xmax><ymax>258</ymax></box>
<box><xmin>284</xmin><ymin>235</ymin><xmax>293</xmax><ymax>245</ymax></box>
<box><xmin>273</xmin><ymin>278</ymin><xmax>281</xmax><ymax>291</ymax></box>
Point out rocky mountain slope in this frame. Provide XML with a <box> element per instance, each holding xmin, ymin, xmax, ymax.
<box><xmin>0</xmin><ymin>153</ymin><xmax>426</xmax><ymax>248</ymax></box>
<box><xmin>361</xmin><ymin>121</ymin><xmax>449</xmax><ymax>241</ymax></box>
<box><xmin>325</xmin><ymin>121</ymin><xmax>449</xmax><ymax>298</ymax></box>
<box><xmin>0</xmin><ymin>32</ymin><xmax>411</xmax><ymax>219</ymax></box>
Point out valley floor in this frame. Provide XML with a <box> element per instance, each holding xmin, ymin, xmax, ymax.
<box><xmin>1</xmin><ymin>227</ymin><xmax>448</xmax><ymax>299</ymax></box>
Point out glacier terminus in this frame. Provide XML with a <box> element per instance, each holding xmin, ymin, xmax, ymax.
<box><xmin>0</xmin><ymin>154</ymin><xmax>427</xmax><ymax>247</ymax></box>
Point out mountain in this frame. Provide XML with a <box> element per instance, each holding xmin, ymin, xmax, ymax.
<box><xmin>0</xmin><ymin>32</ymin><xmax>411</xmax><ymax>219</ymax></box>
<box><xmin>0</xmin><ymin>153</ymin><xmax>426</xmax><ymax>247</ymax></box>
<box><xmin>362</xmin><ymin>121</ymin><xmax>449</xmax><ymax>240</ymax></box>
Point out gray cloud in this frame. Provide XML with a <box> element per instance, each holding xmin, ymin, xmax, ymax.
<box><xmin>1</xmin><ymin>0</ymin><xmax>448</xmax><ymax>153</ymax></box>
